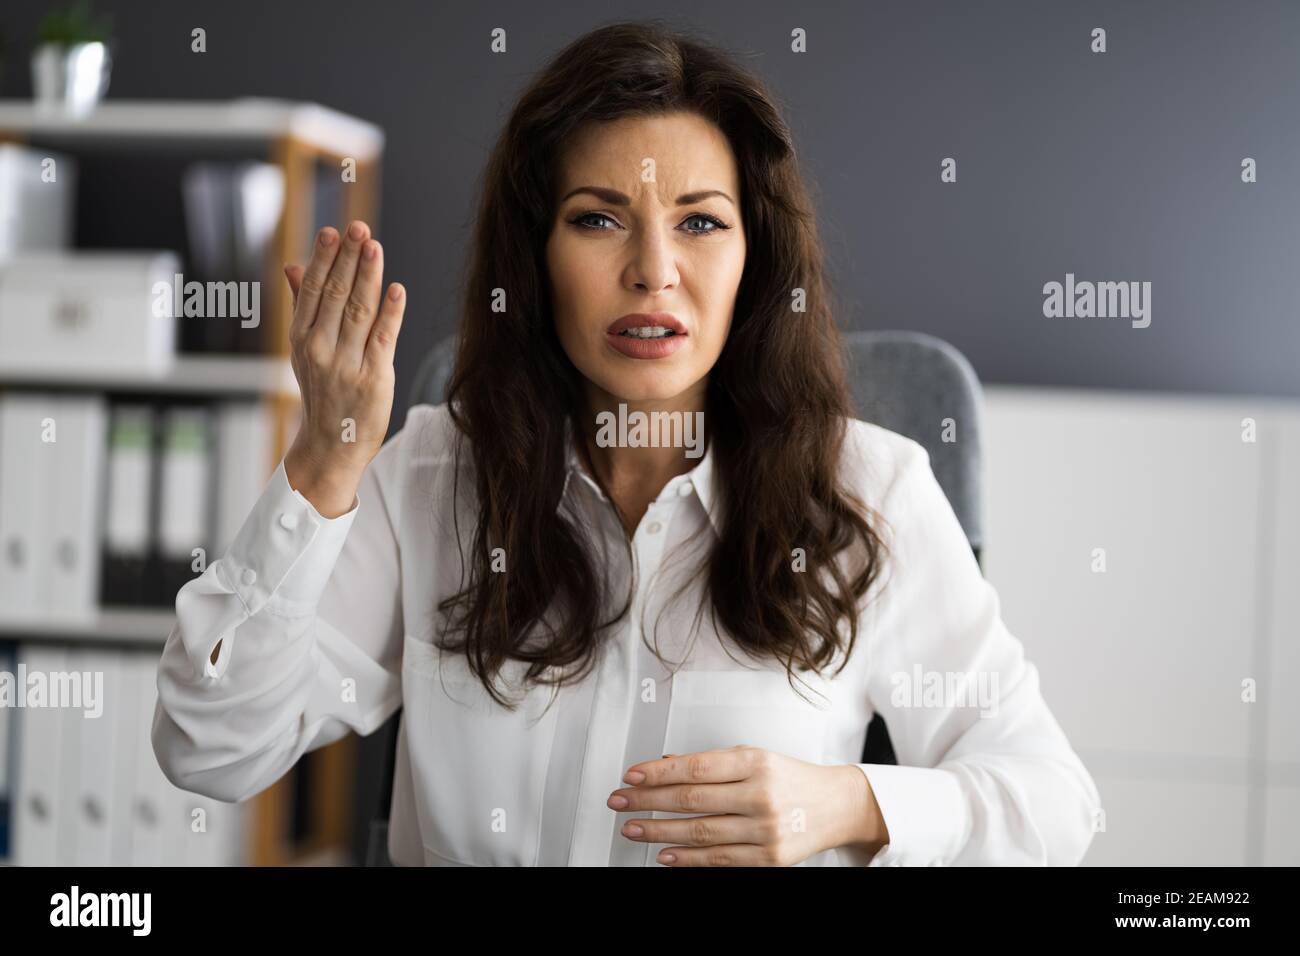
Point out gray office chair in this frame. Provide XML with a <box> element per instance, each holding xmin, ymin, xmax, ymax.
<box><xmin>365</xmin><ymin>329</ymin><xmax>984</xmax><ymax>865</ymax></box>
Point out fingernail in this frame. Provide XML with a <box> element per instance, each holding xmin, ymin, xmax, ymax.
<box><xmin>607</xmin><ymin>794</ymin><xmax>628</xmax><ymax>809</ymax></box>
<box><xmin>388</xmin><ymin>285</ymin><xmax>403</xmax><ymax>301</ymax></box>
<box><xmin>658</xmin><ymin>851</ymin><xmax>675</xmax><ymax>865</ymax></box>
<box><xmin>623</xmin><ymin>770</ymin><xmax>645</xmax><ymax>785</ymax></box>
<box><xmin>319</xmin><ymin>228</ymin><xmax>335</xmax><ymax>246</ymax></box>
<box><xmin>363</xmin><ymin>241</ymin><xmax>378</xmax><ymax>260</ymax></box>
<box><xmin>623</xmin><ymin>823</ymin><xmax>644</xmax><ymax>838</ymax></box>
<box><xmin>348</xmin><ymin>221</ymin><xmax>365</xmax><ymax>240</ymax></box>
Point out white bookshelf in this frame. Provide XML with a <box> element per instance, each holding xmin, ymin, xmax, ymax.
<box><xmin>0</xmin><ymin>354</ymin><xmax>299</xmax><ymax>397</ymax></box>
<box><xmin>0</xmin><ymin>96</ymin><xmax>382</xmax><ymax>866</ymax></box>
<box><xmin>0</xmin><ymin>607</ymin><xmax>174</xmax><ymax>645</ymax></box>
<box><xmin>0</xmin><ymin>98</ymin><xmax>384</xmax><ymax>160</ymax></box>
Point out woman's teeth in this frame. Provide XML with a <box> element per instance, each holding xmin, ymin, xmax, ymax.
<box><xmin>618</xmin><ymin>327</ymin><xmax>676</xmax><ymax>338</ymax></box>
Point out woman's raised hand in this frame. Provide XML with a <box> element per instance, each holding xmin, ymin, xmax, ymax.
<box><xmin>281</xmin><ymin>221</ymin><xmax>406</xmax><ymax>518</ymax></box>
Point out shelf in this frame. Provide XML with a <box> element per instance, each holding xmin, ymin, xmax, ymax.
<box><xmin>0</xmin><ymin>606</ymin><xmax>173</xmax><ymax>645</ymax></box>
<box><xmin>0</xmin><ymin>98</ymin><xmax>384</xmax><ymax>160</ymax></box>
<box><xmin>0</xmin><ymin>354</ymin><xmax>300</xmax><ymax>397</ymax></box>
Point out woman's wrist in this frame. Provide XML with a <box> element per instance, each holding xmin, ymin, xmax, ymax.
<box><xmin>284</xmin><ymin>442</ymin><xmax>362</xmax><ymax>519</ymax></box>
<box><xmin>829</xmin><ymin>764</ymin><xmax>889</xmax><ymax>856</ymax></box>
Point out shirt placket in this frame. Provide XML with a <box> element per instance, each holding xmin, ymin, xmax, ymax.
<box><xmin>606</xmin><ymin>488</ymin><xmax>682</xmax><ymax>865</ymax></box>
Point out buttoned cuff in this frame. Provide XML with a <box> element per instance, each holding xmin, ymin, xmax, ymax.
<box><xmin>184</xmin><ymin>458</ymin><xmax>359</xmax><ymax>680</ymax></box>
<box><xmin>226</xmin><ymin>456</ymin><xmax>359</xmax><ymax>610</ymax></box>
<box><xmin>855</xmin><ymin>763</ymin><xmax>970</xmax><ymax>867</ymax></box>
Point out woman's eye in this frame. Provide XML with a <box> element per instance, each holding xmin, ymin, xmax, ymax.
<box><xmin>681</xmin><ymin>213</ymin><xmax>726</xmax><ymax>234</ymax></box>
<box><xmin>570</xmin><ymin>212</ymin><xmax>730</xmax><ymax>234</ymax></box>
<box><xmin>573</xmin><ymin>212</ymin><xmax>618</xmax><ymax>230</ymax></box>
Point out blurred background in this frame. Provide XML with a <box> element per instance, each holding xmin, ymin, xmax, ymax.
<box><xmin>0</xmin><ymin>0</ymin><xmax>1295</xmax><ymax>866</ymax></box>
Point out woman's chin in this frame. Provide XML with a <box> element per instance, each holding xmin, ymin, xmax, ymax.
<box><xmin>592</xmin><ymin>374</ymin><xmax>698</xmax><ymax>407</ymax></box>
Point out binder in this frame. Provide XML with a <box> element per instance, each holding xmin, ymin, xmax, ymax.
<box><xmin>0</xmin><ymin>143</ymin><xmax>74</xmax><ymax>259</ymax></box>
<box><xmin>55</xmin><ymin>661</ymin><xmax>84</xmax><ymax>866</ymax></box>
<box><xmin>0</xmin><ymin>641</ymin><xmax>14</xmax><ymax>860</ymax></box>
<box><xmin>0</xmin><ymin>393</ymin><xmax>53</xmax><ymax>621</ymax></box>
<box><xmin>125</xmin><ymin>655</ymin><xmax>169</xmax><ymax>866</ymax></box>
<box><xmin>12</xmin><ymin>644</ymin><xmax>69</xmax><ymax>865</ymax></box>
<box><xmin>100</xmin><ymin>404</ymin><xmax>155</xmax><ymax>607</ymax></box>
<box><xmin>71</xmin><ymin>648</ymin><xmax>125</xmax><ymax>865</ymax></box>
<box><xmin>213</xmin><ymin>401</ymin><xmax>274</xmax><ymax>558</ymax></box>
<box><xmin>156</xmin><ymin>405</ymin><xmax>213</xmax><ymax>606</ymax></box>
<box><xmin>42</xmin><ymin>394</ymin><xmax>108</xmax><ymax>621</ymax></box>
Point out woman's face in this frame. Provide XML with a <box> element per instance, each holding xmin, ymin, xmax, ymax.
<box><xmin>546</xmin><ymin>111</ymin><xmax>747</xmax><ymax>406</ymax></box>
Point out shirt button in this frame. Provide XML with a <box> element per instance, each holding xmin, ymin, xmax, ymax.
<box><xmin>278</xmin><ymin>512</ymin><xmax>299</xmax><ymax>531</ymax></box>
<box><xmin>241</xmin><ymin>568</ymin><xmax>257</xmax><ymax>586</ymax></box>
<box><xmin>646</xmin><ymin>521</ymin><xmax>663</xmax><ymax>535</ymax></box>
<box><xmin>677</xmin><ymin>482</ymin><xmax>693</xmax><ymax>497</ymax></box>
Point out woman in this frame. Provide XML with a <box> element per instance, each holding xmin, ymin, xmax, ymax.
<box><xmin>153</xmin><ymin>21</ymin><xmax>1100</xmax><ymax>866</ymax></box>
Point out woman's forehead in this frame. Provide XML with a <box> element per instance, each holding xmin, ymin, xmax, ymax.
<box><xmin>555</xmin><ymin>115</ymin><xmax>740</xmax><ymax>199</ymax></box>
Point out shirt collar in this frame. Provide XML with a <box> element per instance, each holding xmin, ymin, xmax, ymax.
<box><xmin>560</xmin><ymin>416</ymin><xmax>722</xmax><ymax>538</ymax></box>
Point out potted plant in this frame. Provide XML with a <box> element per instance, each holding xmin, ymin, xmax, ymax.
<box><xmin>32</xmin><ymin>1</ymin><xmax>115</xmax><ymax>116</ymax></box>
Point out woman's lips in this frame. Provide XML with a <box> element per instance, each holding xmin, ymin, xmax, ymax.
<box><xmin>605</xmin><ymin>331</ymin><xmax>686</xmax><ymax>359</ymax></box>
<box><xmin>604</xmin><ymin>312</ymin><xmax>688</xmax><ymax>359</ymax></box>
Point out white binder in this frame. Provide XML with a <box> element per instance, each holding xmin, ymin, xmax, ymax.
<box><xmin>104</xmin><ymin>405</ymin><xmax>154</xmax><ymax>560</ymax></box>
<box><xmin>71</xmin><ymin>648</ymin><xmax>123</xmax><ymax>865</ymax></box>
<box><xmin>0</xmin><ymin>393</ymin><xmax>52</xmax><ymax>621</ymax></box>
<box><xmin>126</xmin><ymin>654</ymin><xmax>170</xmax><ymax>866</ymax></box>
<box><xmin>214</xmin><ymin>401</ymin><xmax>273</xmax><ymax>557</ymax></box>
<box><xmin>42</xmin><ymin>395</ymin><xmax>108</xmax><ymax>620</ymax></box>
<box><xmin>157</xmin><ymin>406</ymin><xmax>212</xmax><ymax>563</ymax></box>
<box><xmin>12</xmin><ymin>645</ymin><xmax>68</xmax><ymax>865</ymax></box>
<box><xmin>0</xmin><ymin>642</ymin><xmax>13</xmax><ymax>859</ymax></box>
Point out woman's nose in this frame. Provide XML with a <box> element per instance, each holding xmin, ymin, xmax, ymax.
<box><xmin>627</xmin><ymin>230</ymin><xmax>678</xmax><ymax>292</ymax></box>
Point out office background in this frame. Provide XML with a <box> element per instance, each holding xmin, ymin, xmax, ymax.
<box><xmin>4</xmin><ymin>0</ymin><xmax>1298</xmax><ymax>406</ymax></box>
<box><xmin>0</xmin><ymin>1</ymin><xmax>1295</xmax><ymax>866</ymax></box>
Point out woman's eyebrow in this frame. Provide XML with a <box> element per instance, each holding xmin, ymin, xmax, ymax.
<box><xmin>559</xmin><ymin>185</ymin><xmax>735</xmax><ymax>207</ymax></box>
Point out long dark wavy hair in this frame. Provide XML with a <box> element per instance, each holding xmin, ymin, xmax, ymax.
<box><xmin>438</xmin><ymin>19</ymin><xmax>889</xmax><ymax>707</ymax></box>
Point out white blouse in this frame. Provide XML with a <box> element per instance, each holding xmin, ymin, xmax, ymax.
<box><xmin>152</xmin><ymin>402</ymin><xmax>1101</xmax><ymax>866</ymax></box>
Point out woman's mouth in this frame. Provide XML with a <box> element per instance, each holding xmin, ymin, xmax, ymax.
<box><xmin>616</xmin><ymin>326</ymin><xmax>677</xmax><ymax>338</ymax></box>
<box><xmin>605</xmin><ymin>313</ymin><xmax>687</xmax><ymax>359</ymax></box>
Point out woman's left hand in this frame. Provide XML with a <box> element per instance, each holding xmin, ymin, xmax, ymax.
<box><xmin>608</xmin><ymin>745</ymin><xmax>887</xmax><ymax>866</ymax></box>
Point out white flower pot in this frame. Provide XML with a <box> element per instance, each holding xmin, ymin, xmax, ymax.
<box><xmin>31</xmin><ymin>41</ymin><xmax>111</xmax><ymax>116</ymax></box>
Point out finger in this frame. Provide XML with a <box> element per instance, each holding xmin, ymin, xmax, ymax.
<box><xmin>312</xmin><ymin>219</ymin><xmax>370</xmax><ymax>352</ymax></box>
<box><xmin>291</xmin><ymin>227</ymin><xmax>340</xmax><ymax>340</ymax></box>
<box><xmin>336</xmin><ymin>238</ymin><xmax>384</xmax><ymax>370</ymax></box>
<box><xmin>621</xmin><ymin>813</ymin><xmax>758</xmax><ymax>848</ymax></box>
<box><xmin>623</xmin><ymin>746</ymin><xmax>755</xmax><ymax>788</ymax></box>
<box><xmin>607</xmin><ymin>780</ymin><xmax>757</xmax><ymax>815</ymax></box>
<box><xmin>656</xmin><ymin>843</ymin><xmax>772</xmax><ymax>867</ymax></box>
<box><xmin>364</xmin><ymin>282</ymin><xmax>406</xmax><ymax>374</ymax></box>
<box><xmin>284</xmin><ymin>264</ymin><xmax>304</xmax><ymax>307</ymax></box>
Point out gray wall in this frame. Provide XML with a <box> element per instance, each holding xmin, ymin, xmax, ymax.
<box><xmin>3</xmin><ymin>0</ymin><xmax>1297</xmax><ymax>424</ymax></box>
